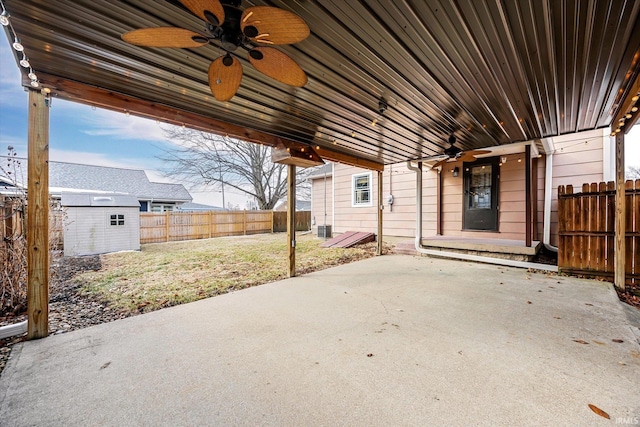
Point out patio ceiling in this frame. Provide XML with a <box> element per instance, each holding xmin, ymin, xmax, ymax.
<box><xmin>2</xmin><ymin>0</ymin><xmax>640</xmax><ymax>167</ymax></box>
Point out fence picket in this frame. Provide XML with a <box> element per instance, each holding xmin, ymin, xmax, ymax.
<box><xmin>558</xmin><ymin>180</ymin><xmax>638</xmax><ymax>285</ymax></box>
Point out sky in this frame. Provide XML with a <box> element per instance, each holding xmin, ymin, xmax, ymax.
<box><xmin>1</xmin><ymin>32</ymin><xmax>639</xmax><ymax>206</ymax></box>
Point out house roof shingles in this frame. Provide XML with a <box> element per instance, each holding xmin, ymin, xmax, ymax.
<box><xmin>1</xmin><ymin>159</ymin><xmax>192</xmax><ymax>203</ymax></box>
<box><xmin>49</xmin><ymin>162</ymin><xmax>192</xmax><ymax>202</ymax></box>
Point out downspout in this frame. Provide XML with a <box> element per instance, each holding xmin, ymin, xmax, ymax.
<box><xmin>542</xmin><ymin>141</ymin><xmax>558</xmax><ymax>252</ymax></box>
<box><xmin>406</xmin><ymin>161</ymin><xmax>422</xmax><ymax>247</ymax></box>
<box><xmin>406</xmin><ymin>161</ymin><xmax>557</xmax><ymax>272</ymax></box>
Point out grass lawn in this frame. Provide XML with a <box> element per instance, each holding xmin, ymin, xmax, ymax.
<box><xmin>74</xmin><ymin>233</ymin><xmax>380</xmax><ymax>314</ymax></box>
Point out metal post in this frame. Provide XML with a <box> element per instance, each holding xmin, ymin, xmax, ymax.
<box><xmin>287</xmin><ymin>164</ymin><xmax>296</xmax><ymax>277</ymax></box>
<box><xmin>377</xmin><ymin>170</ymin><xmax>383</xmax><ymax>256</ymax></box>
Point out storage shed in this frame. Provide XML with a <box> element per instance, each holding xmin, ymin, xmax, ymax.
<box><xmin>61</xmin><ymin>193</ymin><xmax>140</xmax><ymax>256</ymax></box>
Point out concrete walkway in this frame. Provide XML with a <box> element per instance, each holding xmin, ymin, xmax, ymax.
<box><xmin>1</xmin><ymin>255</ymin><xmax>639</xmax><ymax>426</ymax></box>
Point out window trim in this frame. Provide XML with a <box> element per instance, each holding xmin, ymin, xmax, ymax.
<box><xmin>351</xmin><ymin>171</ymin><xmax>373</xmax><ymax>207</ymax></box>
<box><xmin>109</xmin><ymin>213</ymin><xmax>125</xmax><ymax>226</ymax></box>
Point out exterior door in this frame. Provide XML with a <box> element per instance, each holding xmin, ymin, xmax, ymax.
<box><xmin>463</xmin><ymin>158</ymin><xmax>499</xmax><ymax>231</ymax></box>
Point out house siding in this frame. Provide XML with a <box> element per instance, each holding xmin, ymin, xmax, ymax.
<box><xmin>333</xmin><ymin>155</ymin><xmax>529</xmax><ymax>240</ymax></box>
<box><xmin>64</xmin><ymin>207</ymin><xmax>140</xmax><ymax>256</ymax></box>
<box><xmin>325</xmin><ymin>129</ymin><xmax>607</xmax><ymax>245</ymax></box>
<box><xmin>549</xmin><ymin>129</ymin><xmax>607</xmax><ymax>246</ymax></box>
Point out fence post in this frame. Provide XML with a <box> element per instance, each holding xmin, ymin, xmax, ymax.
<box><xmin>165</xmin><ymin>211</ymin><xmax>170</xmax><ymax>242</ymax></box>
<box><xmin>208</xmin><ymin>211</ymin><xmax>213</xmax><ymax>239</ymax></box>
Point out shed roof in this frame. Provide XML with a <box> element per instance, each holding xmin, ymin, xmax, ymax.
<box><xmin>61</xmin><ymin>192</ymin><xmax>141</xmax><ymax>207</ymax></box>
<box><xmin>2</xmin><ymin>1</ymin><xmax>639</xmax><ymax>169</ymax></box>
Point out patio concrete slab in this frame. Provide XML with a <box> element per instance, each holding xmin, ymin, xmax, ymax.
<box><xmin>1</xmin><ymin>255</ymin><xmax>639</xmax><ymax>426</ymax></box>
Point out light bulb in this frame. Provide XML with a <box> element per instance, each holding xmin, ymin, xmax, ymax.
<box><xmin>19</xmin><ymin>55</ymin><xmax>30</xmax><ymax>68</ymax></box>
<box><xmin>12</xmin><ymin>37</ymin><xmax>23</xmax><ymax>52</ymax></box>
<box><xmin>632</xmin><ymin>107</ymin><xmax>638</xmax><ymax>113</ymax></box>
<box><xmin>28</xmin><ymin>70</ymin><xmax>37</xmax><ymax>81</ymax></box>
<box><xmin>0</xmin><ymin>11</ymin><xmax>9</xmax><ymax>27</ymax></box>
<box><xmin>30</xmin><ymin>80</ymin><xmax>39</xmax><ymax>88</ymax></box>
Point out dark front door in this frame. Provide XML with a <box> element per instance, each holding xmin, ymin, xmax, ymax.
<box><xmin>463</xmin><ymin>158</ymin><xmax>499</xmax><ymax>231</ymax></box>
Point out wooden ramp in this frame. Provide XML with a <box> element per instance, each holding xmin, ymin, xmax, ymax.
<box><xmin>320</xmin><ymin>231</ymin><xmax>375</xmax><ymax>248</ymax></box>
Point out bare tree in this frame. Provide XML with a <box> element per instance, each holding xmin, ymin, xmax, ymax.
<box><xmin>159</xmin><ymin>128</ymin><xmax>310</xmax><ymax>210</ymax></box>
<box><xmin>627</xmin><ymin>166</ymin><xmax>640</xmax><ymax>180</ymax></box>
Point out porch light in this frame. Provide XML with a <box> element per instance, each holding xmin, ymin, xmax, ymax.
<box><xmin>12</xmin><ymin>36</ymin><xmax>23</xmax><ymax>52</ymax></box>
<box><xmin>452</xmin><ymin>166</ymin><xmax>459</xmax><ymax>177</ymax></box>
<box><xmin>501</xmin><ymin>156</ymin><xmax>507</xmax><ymax>164</ymax></box>
<box><xmin>0</xmin><ymin>11</ymin><xmax>9</xmax><ymax>27</ymax></box>
<box><xmin>19</xmin><ymin>54</ymin><xmax>30</xmax><ymax>68</ymax></box>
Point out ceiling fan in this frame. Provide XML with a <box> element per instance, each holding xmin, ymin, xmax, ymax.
<box><xmin>122</xmin><ymin>0</ymin><xmax>310</xmax><ymax>102</ymax></box>
<box><xmin>429</xmin><ymin>135</ymin><xmax>491</xmax><ymax>169</ymax></box>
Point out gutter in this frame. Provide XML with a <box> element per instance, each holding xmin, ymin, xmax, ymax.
<box><xmin>406</xmin><ymin>161</ymin><xmax>558</xmax><ymax>272</ymax></box>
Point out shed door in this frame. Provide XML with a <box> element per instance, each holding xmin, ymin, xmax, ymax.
<box><xmin>463</xmin><ymin>159</ymin><xmax>499</xmax><ymax>231</ymax></box>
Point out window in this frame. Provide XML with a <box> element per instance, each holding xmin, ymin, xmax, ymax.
<box><xmin>110</xmin><ymin>214</ymin><xmax>125</xmax><ymax>226</ymax></box>
<box><xmin>352</xmin><ymin>172</ymin><xmax>372</xmax><ymax>207</ymax></box>
<box><xmin>151</xmin><ymin>203</ymin><xmax>175</xmax><ymax>213</ymax></box>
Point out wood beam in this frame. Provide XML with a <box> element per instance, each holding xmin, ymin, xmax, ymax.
<box><xmin>37</xmin><ymin>74</ymin><xmax>384</xmax><ymax>172</ymax></box>
<box><xmin>287</xmin><ymin>164</ymin><xmax>296</xmax><ymax>278</ymax></box>
<box><xmin>377</xmin><ymin>170</ymin><xmax>383</xmax><ymax>256</ymax></box>
<box><xmin>27</xmin><ymin>89</ymin><xmax>50</xmax><ymax>340</ymax></box>
<box><xmin>614</xmin><ymin>132</ymin><xmax>626</xmax><ymax>290</ymax></box>
<box><xmin>525</xmin><ymin>144</ymin><xmax>532</xmax><ymax>247</ymax></box>
<box><xmin>613</xmin><ymin>72</ymin><xmax>640</xmax><ymax>131</ymax></box>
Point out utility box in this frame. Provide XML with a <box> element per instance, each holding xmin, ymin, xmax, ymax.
<box><xmin>318</xmin><ymin>225</ymin><xmax>332</xmax><ymax>238</ymax></box>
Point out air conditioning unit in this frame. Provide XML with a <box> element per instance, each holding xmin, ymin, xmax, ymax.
<box><xmin>318</xmin><ymin>225</ymin><xmax>332</xmax><ymax>238</ymax></box>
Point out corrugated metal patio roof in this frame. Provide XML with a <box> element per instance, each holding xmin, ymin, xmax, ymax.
<box><xmin>2</xmin><ymin>0</ymin><xmax>639</xmax><ymax>168</ymax></box>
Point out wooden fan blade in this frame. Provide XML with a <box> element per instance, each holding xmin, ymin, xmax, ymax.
<box><xmin>208</xmin><ymin>56</ymin><xmax>243</xmax><ymax>101</ymax></box>
<box><xmin>465</xmin><ymin>150</ymin><xmax>492</xmax><ymax>157</ymax></box>
<box><xmin>249</xmin><ymin>47</ymin><xmax>307</xmax><ymax>87</ymax></box>
<box><xmin>241</xmin><ymin>6</ymin><xmax>310</xmax><ymax>45</ymax></box>
<box><xmin>458</xmin><ymin>150</ymin><xmax>491</xmax><ymax>162</ymax></box>
<box><xmin>432</xmin><ymin>159</ymin><xmax>450</xmax><ymax>169</ymax></box>
<box><xmin>180</xmin><ymin>0</ymin><xmax>225</xmax><ymax>26</ymax></box>
<box><xmin>122</xmin><ymin>28</ymin><xmax>208</xmax><ymax>48</ymax></box>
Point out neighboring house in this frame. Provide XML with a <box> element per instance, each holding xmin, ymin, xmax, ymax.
<box><xmin>176</xmin><ymin>202</ymin><xmax>224</xmax><ymax>211</ymax></box>
<box><xmin>274</xmin><ymin>199</ymin><xmax>311</xmax><ymax>211</ymax></box>
<box><xmin>61</xmin><ymin>192</ymin><xmax>141</xmax><ymax>256</ymax></box>
<box><xmin>310</xmin><ymin>129</ymin><xmax>614</xmax><ymax>249</ymax></box>
<box><xmin>0</xmin><ymin>160</ymin><xmax>192</xmax><ymax>212</ymax></box>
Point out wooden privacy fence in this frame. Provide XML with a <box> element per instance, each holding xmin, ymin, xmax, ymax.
<box><xmin>273</xmin><ymin>210</ymin><xmax>311</xmax><ymax>232</ymax></box>
<box><xmin>558</xmin><ymin>180</ymin><xmax>640</xmax><ymax>285</ymax></box>
<box><xmin>140</xmin><ymin>210</ymin><xmax>311</xmax><ymax>244</ymax></box>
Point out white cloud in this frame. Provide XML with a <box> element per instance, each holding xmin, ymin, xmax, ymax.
<box><xmin>74</xmin><ymin>106</ymin><xmax>179</xmax><ymax>143</ymax></box>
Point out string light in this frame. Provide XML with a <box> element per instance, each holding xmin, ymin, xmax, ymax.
<box><xmin>19</xmin><ymin>54</ymin><xmax>29</xmax><ymax>68</ymax></box>
<box><xmin>27</xmin><ymin>69</ymin><xmax>37</xmax><ymax>81</ymax></box>
<box><xmin>0</xmin><ymin>11</ymin><xmax>9</xmax><ymax>27</ymax></box>
<box><xmin>12</xmin><ymin>36</ymin><xmax>23</xmax><ymax>51</ymax></box>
